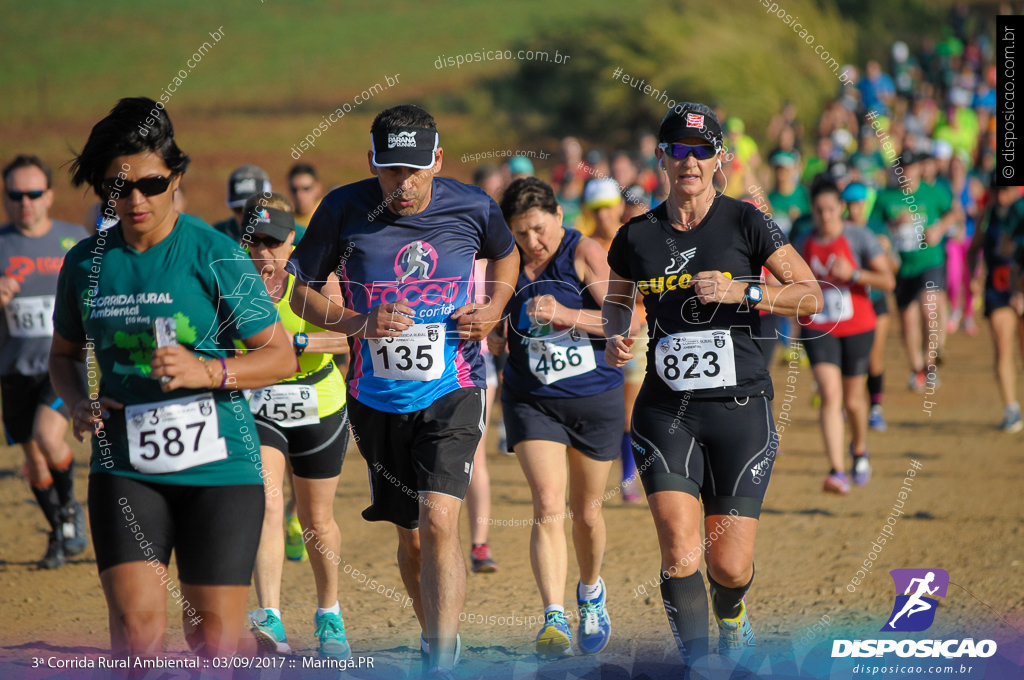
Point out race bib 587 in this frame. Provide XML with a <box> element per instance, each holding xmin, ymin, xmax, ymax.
<box><xmin>126</xmin><ymin>393</ymin><xmax>227</xmax><ymax>474</ymax></box>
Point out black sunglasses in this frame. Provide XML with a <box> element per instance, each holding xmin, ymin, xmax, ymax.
<box><xmin>658</xmin><ymin>142</ymin><xmax>718</xmax><ymax>161</ymax></box>
<box><xmin>249</xmin><ymin>235</ymin><xmax>285</xmax><ymax>249</ymax></box>
<box><xmin>101</xmin><ymin>175</ymin><xmax>173</xmax><ymax>198</ymax></box>
<box><xmin>6</xmin><ymin>190</ymin><xmax>46</xmax><ymax>201</ymax></box>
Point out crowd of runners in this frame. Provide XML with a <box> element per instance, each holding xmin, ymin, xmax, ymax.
<box><xmin>1</xmin><ymin>11</ymin><xmax>1022</xmax><ymax>680</ymax></box>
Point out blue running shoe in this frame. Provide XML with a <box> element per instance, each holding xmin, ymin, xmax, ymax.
<box><xmin>249</xmin><ymin>608</ymin><xmax>291</xmax><ymax>655</ymax></box>
<box><xmin>713</xmin><ymin>598</ymin><xmax>756</xmax><ymax>654</ymax></box>
<box><xmin>535</xmin><ymin>611</ymin><xmax>573</xmax><ymax>658</ymax></box>
<box><xmin>1000</xmin><ymin>404</ymin><xmax>1023</xmax><ymax>433</ymax></box>
<box><xmin>315</xmin><ymin>611</ymin><xmax>351</xmax><ymax>659</ymax></box>
<box><xmin>868</xmin><ymin>404</ymin><xmax>887</xmax><ymax>432</ymax></box>
<box><xmin>576</xmin><ymin>578</ymin><xmax>611</xmax><ymax>655</ymax></box>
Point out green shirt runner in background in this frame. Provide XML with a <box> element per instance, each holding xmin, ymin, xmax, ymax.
<box><xmin>871</xmin><ymin>183</ymin><xmax>952</xmax><ymax>278</ymax></box>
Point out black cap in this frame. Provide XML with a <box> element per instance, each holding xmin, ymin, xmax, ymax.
<box><xmin>659</xmin><ymin>103</ymin><xmax>723</xmax><ymax>151</ymax></box>
<box><xmin>227</xmin><ymin>165</ymin><xmax>272</xmax><ymax>208</ymax></box>
<box><xmin>899</xmin><ymin>150</ymin><xmax>927</xmax><ymax>166</ymax></box>
<box><xmin>371</xmin><ymin>126</ymin><xmax>439</xmax><ymax>169</ymax></box>
<box><xmin>241</xmin><ymin>204</ymin><xmax>294</xmax><ymax>242</ymax></box>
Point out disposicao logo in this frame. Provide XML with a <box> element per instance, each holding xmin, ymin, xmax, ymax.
<box><xmin>832</xmin><ymin>568</ymin><xmax>997</xmax><ymax>659</ymax></box>
<box><xmin>882</xmin><ymin>568</ymin><xmax>947</xmax><ymax>632</ymax></box>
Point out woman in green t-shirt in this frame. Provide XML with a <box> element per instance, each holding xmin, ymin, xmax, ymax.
<box><xmin>50</xmin><ymin>97</ymin><xmax>294</xmax><ymax>661</ymax></box>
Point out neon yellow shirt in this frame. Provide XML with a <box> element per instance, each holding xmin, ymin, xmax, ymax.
<box><xmin>274</xmin><ymin>274</ymin><xmax>347</xmax><ymax>417</ymax></box>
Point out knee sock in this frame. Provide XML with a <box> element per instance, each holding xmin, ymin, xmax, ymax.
<box><xmin>867</xmin><ymin>374</ymin><xmax>884</xmax><ymax>405</ymax></box>
<box><xmin>708</xmin><ymin>566</ymin><xmax>755</xmax><ymax>620</ymax></box>
<box><xmin>660</xmin><ymin>572</ymin><xmax>708</xmax><ymax>666</ymax></box>
<box><xmin>621</xmin><ymin>432</ymin><xmax>637</xmax><ymax>482</ymax></box>
<box><xmin>48</xmin><ymin>455</ymin><xmax>75</xmax><ymax>507</ymax></box>
<box><xmin>31</xmin><ymin>481</ymin><xmax>62</xmax><ymax>532</ymax></box>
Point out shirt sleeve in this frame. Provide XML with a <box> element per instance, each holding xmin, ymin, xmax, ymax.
<box><xmin>849</xmin><ymin>226</ymin><xmax>885</xmax><ymax>266</ymax></box>
<box><xmin>746</xmin><ymin>202</ymin><xmax>789</xmax><ymax>263</ymax></box>
<box><xmin>287</xmin><ymin>197</ymin><xmax>341</xmax><ymax>291</ymax></box>
<box><xmin>53</xmin><ymin>252</ymin><xmax>86</xmax><ymax>343</ymax></box>
<box><xmin>478</xmin><ymin>198</ymin><xmax>515</xmax><ymax>260</ymax></box>
<box><xmin>606</xmin><ymin>222</ymin><xmax>632</xmax><ymax>279</ymax></box>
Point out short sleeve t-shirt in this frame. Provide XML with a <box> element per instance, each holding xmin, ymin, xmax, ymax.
<box><xmin>795</xmin><ymin>225</ymin><xmax>884</xmax><ymax>337</ymax></box>
<box><xmin>607</xmin><ymin>196</ymin><xmax>787</xmax><ymax>400</ymax></box>
<box><xmin>871</xmin><ymin>184</ymin><xmax>951</xmax><ymax>277</ymax></box>
<box><xmin>0</xmin><ymin>220</ymin><xmax>83</xmax><ymax>376</ymax></box>
<box><xmin>54</xmin><ymin>214</ymin><xmax>278</xmax><ymax>485</ymax></box>
<box><xmin>287</xmin><ymin>177</ymin><xmax>515</xmax><ymax>413</ymax></box>
<box><xmin>767</xmin><ymin>186</ymin><xmax>810</xmax><ymax>236</ymax></box>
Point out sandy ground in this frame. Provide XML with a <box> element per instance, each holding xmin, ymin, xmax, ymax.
<box><xmin>0</xmin><ymin>319</ymin><xmax>1022</xmax><ymax>679</ymax></box>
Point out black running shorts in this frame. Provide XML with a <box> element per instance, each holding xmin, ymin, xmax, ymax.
<box><xmin>88</xmin><ymin>473</ymin><xmax>264</xmax><ymax>585</ymax></box>
<box><xmin>1</xmin><ymin>373</ymin><xmax>69</xmax><ymax>445</ymax></box>
<box><xmin>501</xmin><ymin>385</ymin><xmax>624</xmax><ymax>461</ymax></box>
<box><xmin>629</xmin><ymin>389</ymin><xmax>778</xmax><ymax>518</ymax></box>
<box><xmin>895</xmin><ymin>266</ymin><xmax>944</xmax><ymax>309</ymax></box>
<box><xmin>348</xmin><ymin>387</ymin><xmax>484</xmax><ymax>530</ymax></box>
<box><xmin>872</xmin><ymin>294</ymin><xmax>890</xmax><ymax>317</ymax></box>
<box><xmin>254</xmin><ymin>406</ymin><xmax>349</xmax><ymax>479</ymax></box>
<box><xmin>801</xmin><ymin>329</ymin><xmax>875</xmax><ymax>377</ymax></box>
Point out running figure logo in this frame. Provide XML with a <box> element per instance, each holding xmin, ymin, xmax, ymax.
<box><xmin>881</xmin><ymin>568</ymin><xmax>949</xmax><ymax>632</ymax></box>
<box><xmin>394</xmin><ymin>241</ymin><xmax>438</xmax><ymax>282</ymax></box>
<box><xmin>664</xmin><ymin>247</ymin><xmax>697</xmax><ymax>276</ymax></box>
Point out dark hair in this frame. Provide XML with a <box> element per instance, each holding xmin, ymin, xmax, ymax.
<box><xmin>370</xmin><ymin>104</ymin><xmax>436</xmax><ymax>137</ymax></box>
<box><xmin>499</xmin><ymin>177</ymin><xmax>559</xmax><ymax>221</ymax></box>
<box><xmin>70</xmin><ymin>97</ymin><xmax>190</xmax><ymax>197</ymax></box>
<box><xmin>809</xmin><ymin>177</ymin><xmax>842</xmax><ymax>202</ymax></box>
<box><xmin>472</xmin><ymin>163</ymin><xmax>500</xmax><ymax>186</ymax></box>
<box><xmin>3</xmin><ymin>154</ymin><xmax>53</xmax><ymax>189</ymax></box>
<box><xmin>288</xmin><ymin>163</ymin><xmax>318</xmax><ymax>182</ymax></box>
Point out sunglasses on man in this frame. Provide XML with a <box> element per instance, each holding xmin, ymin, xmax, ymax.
<box><xmin>6</xmin><ymin>190</ymin><xmax>47</xmax><ymax>201</ymax></box>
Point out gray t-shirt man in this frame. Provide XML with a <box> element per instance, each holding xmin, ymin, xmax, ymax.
<box><xmin>0</xmin><ymin>220</ymin><xmax>83</xmax><ymax>375</ymax></box>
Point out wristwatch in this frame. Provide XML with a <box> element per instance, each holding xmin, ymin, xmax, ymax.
<box><xmin>745</xmin><ymin>284</ymin><xmax>764</xmax><ymax>305</ymax></box>
<box><xmin>293</xmin><ymin>332</ymin><xmax>309</xmax><ymax>356</ymax></box>
<box><xmin>850</xmin><ymin>269</ymin><xmax>862</xmax><ymax>283</ymax></box>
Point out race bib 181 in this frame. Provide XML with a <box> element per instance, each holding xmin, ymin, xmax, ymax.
<box><xmin>4</xmin><ymin>295</ymin><xmax>54</xmax><ymax>338</ymax></box>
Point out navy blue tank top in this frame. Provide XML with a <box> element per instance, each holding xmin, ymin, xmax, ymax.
<box><xmin>503</xmin><ymin>229</ymin><xmax>623</xmax><ymax>399</ymax></box>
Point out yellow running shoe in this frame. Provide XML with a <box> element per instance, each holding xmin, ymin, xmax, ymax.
<box><xmin>285</xmin><ymin>514</ymin><xmax>308</xmax><ymax>562</ymax></box>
